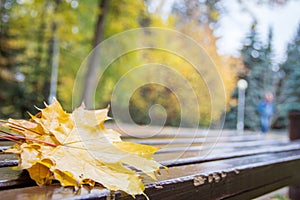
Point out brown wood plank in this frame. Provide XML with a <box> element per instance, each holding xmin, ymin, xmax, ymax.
<box><xmin>0</xmin><ymin>137</ymin><xmax>287</xmax><ymax>156</ymax></box>
<box><xmin>0</xmin><ymin>160</ymin><xmax>18</xmax><ymax>168</ymax></box>
<box><xmin>0</xmin><ymin>185</ymin><xmax>109</xmax><ymax>199</ymax></box>
<box><xmin>0</xmin><ymin>141</ymin><xmax>14</xmax><ymax>147</ymax></box>
<box><xmin>156</xmin><ymin>138</ymin><xmax>289</xmax><ymax>153</ymax></box>
<box><xmin>124</xmin><ymin>135</ymin><xmax>267</xmax><ymax>145</ymax></box>
<box><xmin>153</xmin><ymin>139</ymin><xmax>295</xmax><ymax>162</ymax></box>
<box><xmin>0</xmin><ymin>129</ymin><xmax>292</xmax><ymax>199</ymax></box>
<box><xmin>0</xmin><ymin>140</ymin><xmax>296</xmax><ymax>194</ymax></box>
<box><xmin>160</xmin><ymin>141</ymin><xmax>300</xmax><ymax>167</ymax></box>
<box><xmin>108</xmin><ymin>123</ymin><xmax>242</xmax><ymax>138</ymax></box>
<box><xmin>223</xmin><ymin>177</ymin><xmax>295</xmax><ymax>200</ymax></box>
<box><xmin>0</xmin><ymin>138</ymin><xmax>287</xmax><ymax>156</ymax></box>
<box><xmin>0</xmin><ymin>139</ymin><xmax>293</xmax><ymax>168</ymax></box>
<box><xmin>0</xmin><ymin>168</ymin><xmax>35</xmax><ymax>190</ymax></box>
<box><xmin>0</xmin><ymin>153</ymin><xmax>17</xmax><ymax>161</ymax></box>
<box><xmin>117</xmin><ymin>150</ymin><xmax>300</xmax><ymax>200</ymax></box>
<box><xmin>0</xmin><ymin>139</ymin><xmax>296</xmax><ymax>169</ymax></box>
<box><xmin>0</xmin><ymin>150</ymin><xmax>300</xmax><ymax>199</ymax></box>
<box><xmin>0</xmin><ymin>146</ymin><xmax>10</xmax><ymax>152</ymax></box>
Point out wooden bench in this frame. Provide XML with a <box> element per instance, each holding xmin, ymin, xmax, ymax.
<box><xmin>1</xmin><ymin>125</ymin><xmax>300</xmax><ymax>200</ymax></box>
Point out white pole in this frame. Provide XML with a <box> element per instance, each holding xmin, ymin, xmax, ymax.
<box><xmin>237</xmin><ymin>79</ymin><xmax>248</xmax><ymax>133</ymax></box>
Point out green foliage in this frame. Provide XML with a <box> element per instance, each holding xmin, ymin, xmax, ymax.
<box><xmin>272</xmin><ymin>194</ymin><xmax>290</xmax><ymax>200</ymax></box>
<box><xmin>274</xmin><ymin>25</ymin><xmax>300</xmax><ymax>128</ymax></box>
<box><xmin>0</xmin><ymin>0</ymin><xmax>29</xmax><ymax>118</ymax></box>
<box><xmin>225</xmin><ymin>22</ymin><xmax>300</xmax><ymax>130</ymax></box>
<box><xmin>0</xmin><ymin>0</ymin><xmax>94</xmax><ymax>117</ymax></box>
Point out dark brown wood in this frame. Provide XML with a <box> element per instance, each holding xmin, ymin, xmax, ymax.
<box><xmin>1</xmin><ymin>150</ymin><xmax>299</xmax><ymax>200</ymax></box>
<box><xmin>1</xmin><ymin>138</ymin><xmax>296</xmax><ymax>169</ymax></box>
<box><xmin>288</xmin><ymin>110</ymin><xmax>300</xmax><ymax>200</ymax></box>
<box><xmin>107</xmin><ymin>151</ymin><xmax>300</xmax><ymax>200</ymax></box>
<box><xmin>159</xmin><ymin>141</ymin><xmax>300</xmax><ymax>167</ymax></box>
<box><xmin>0</xmin><ymin>169</ymin><xmax>35</xmax><ymax>190</ymax></box>
<box><xmin>0</xmin><ymin>128</ymin><xmax>299</xmax><ymax>200</ymax></box>
<box><xmin>289</xmin><ymin>110</ymin><xmax>300</xmax><ymax>140</ymax></box>
<box><xmin>289</xmin><ymin>184</ymin><xmax>300</xmax><ymax>200</ymax></box>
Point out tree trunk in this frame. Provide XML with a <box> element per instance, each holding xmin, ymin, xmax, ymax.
<box><xmin>35</xmin><ymin>1</ymin><xmax>48</xmax><ymax>69</ymax></box>
<box><xmin>45</xmin><ymin>0</ymin><xmax>60</xmax><ymax>103</ymax></box>
<box><xmin>82</xmin><ymin>0</ymin><xmax>109</xmax><ymax>108</ymax></box>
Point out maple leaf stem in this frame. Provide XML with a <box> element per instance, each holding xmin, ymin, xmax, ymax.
<box><xmin>0</xmin><ymin>120</ymin><xmax>42</xmax><ymax>135</ymax></box>
<box><xmin>0</xmin><ymin>132</ymin><xmax>23</xmax><ymax>145</ymax></box>
<box><xmin>0</xmin><ymin>129</ymin><xmax>57</xmax><ymax>147</ymax></box>
<box><xmin>29</xmin><ymin>138</ymin><xmax>58</xmax><ymax>147</ymax></box>
<box><xmin>16</xmin><ymin>135</ymin><xmax>58</xmax><ymax>147</ymax></box>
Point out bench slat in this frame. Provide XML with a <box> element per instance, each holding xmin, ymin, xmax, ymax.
<box><xmin>108</xmin><ymin>124</ymin><xmax>242</xmax><ymax>138</ymax></box>
<box><xmin>0</xmin><ymin>149</ymin><xmax>299</xmax><ymax>200</ymax></box>
<box><xmin>0</xmin><ymin>169</ymin><xmax>35</xmax><ymax>190</ymax></box>
<box><xmin>156</xmin><ymin>139</ymin><xmax>289</xmax><ymax>153</ymax></box>
<box><xmin>0</xmin><ymin>129</ymin><xmax>294</xmax><ymax>200</ymax></box>
<box><xmin>124</xmin><ymin>135</ymin><xmax>265</xmax><ymax>145</ymax></box>
<box><xmin>0</xmin><ymin>139</ymin><xmax>296</xmax><ymax>169</ymax></box>
<box><xmin>160</xmin><ymin>141</ymin><xmax>300</xmax><ymax>167</ymax></box>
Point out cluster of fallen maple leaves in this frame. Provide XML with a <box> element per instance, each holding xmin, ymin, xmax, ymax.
<box><xmin>0</xmin><ymin>99</ymin><xmax>162</xmax><ymax>197</ymax></box>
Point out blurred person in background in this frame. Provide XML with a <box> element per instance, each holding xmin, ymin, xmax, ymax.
<box><xmin>258</xmin><ymin>92</ymin><xmax>274</xmax><ymax>133</ymax></box>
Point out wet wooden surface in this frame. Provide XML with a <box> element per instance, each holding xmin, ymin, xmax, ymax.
<box><xmin>0</xmin><ymin>128</ymin><xmax>299</xmax><ymax>200</ymax></box>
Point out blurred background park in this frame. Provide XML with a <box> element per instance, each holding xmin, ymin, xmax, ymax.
<box><xmin>0</xmin><ymin>0</ymin><xmax>300</xmax><ymax>131</ymax></box>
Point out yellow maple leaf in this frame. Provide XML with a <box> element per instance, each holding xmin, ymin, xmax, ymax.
<box><xmin>2</xmin><ymin>99</ymin><xmax>162</xmax><ymax>197</ymax></box>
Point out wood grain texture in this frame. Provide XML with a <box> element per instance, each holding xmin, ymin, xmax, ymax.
<box><xmin>0</xmin><ymin>130</ymin><xmax>299</xmax><ymax>200</ymax></box>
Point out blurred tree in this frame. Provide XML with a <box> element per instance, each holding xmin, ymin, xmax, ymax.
<box><xmin>124</xmin><ymin>48</ymin><xmax>210</xmax><ymax>127</ymax></box>
<box><xmin>57</xmin><ymin>0</ymin><xmax>98</xmax><ymax>110</ymax></box>
<box><xmin>129</xmin><ymin>83</ymin><xmax>182</xmax><ymax>127</ymax></box>
<box><xmin>78</xmin><ymin>0</ymin><xmax>150</xmax><ymax>109</ymax></box>
<box><xmin>93</xmin><ymin>0</ymin><xmax>173</xmax><ymax>124</ymax></box>
<box><xmin>274</xmin><ymin>25</ymin><xmax>300</xmax><ymax>128</ymax></box>
<box><xmin>0</xmin><ymin>0</ymin><xmax>244</xmax><ymax>128</ymax></box>
<box><xmin>82</xmin><ymin>0</ymin><xmax>108</xmax><ymax>108</ymax></box>
<box><xmin>0</xmin><ymin>0</ymin><xmax>29</xmax><ymax>118</ymax></box>
<box><xmin>172</xmin><ymin>0</ymin><xmax>220</xmax><ymax>26</ymax></box>
<box><xmin>171</xmin><ymin>0</ymin><xmax>241</xmax><ymax>126</ymax></box>
<box><xmin>225</xmin><ymin>24</ymin><xmax>275</xmax><ymax>130</ymax></box>
<box><xmin>104</xmin><ymin>0</ymin><xmax>241</xmax><ymax>127</ymax></box>
<box><xmin>0</xmin><ymin>0</ymin><xmax>82</xmax><ymax>118</ymax></box>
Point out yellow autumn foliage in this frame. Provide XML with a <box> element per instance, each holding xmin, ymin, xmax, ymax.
<box><xmin>2</xmin><ymin>99</ymin><xmax>161</xmax><ymax>197</ymax></box>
